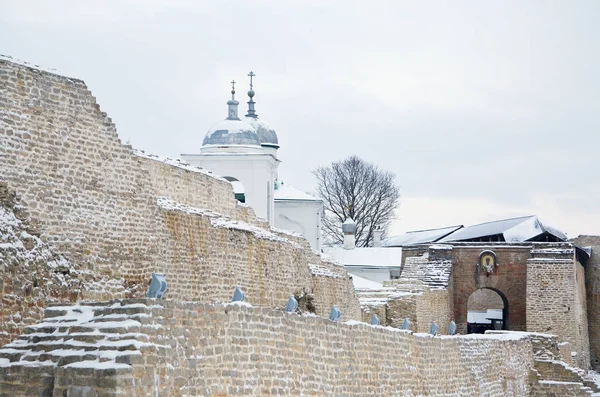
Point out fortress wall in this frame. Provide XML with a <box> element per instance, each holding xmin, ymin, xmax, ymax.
<box><xmin>572</xmin><ymin>235</ymin><xmax>600</xmax><ymax>369</ymax></box>
<box><xmin>526</xmin><ymin>258</ymin><xmax>590</xmax><ymax>368</ymax></box>
<box><xmin>575</xmin><ymin>261</ymin><xmax>590</xmax><ymax>368</ymax></box>
<box><xmin>141</xmin><ymin>302</ymin><xmax>535</xmax><ymax>396</ymax></box>
<box><xmin>153</xmin><ymin>205</ymin><xmax>360</xmax><ymax>319</ymax></box>
<box><xmin>386</xmin><ymin>294</ymin><xmax>417</xmax><ymax>328</ymax></box>
<box><xmin>135</xmin><ymin>153</ymin><xmax>247</xmax><ymax>221</ymax></box>
<box><xmin>57</xmin><ymin>300</ymin><xmax>535</xmax><ymax>396</ymax></box>
<box><xmin>416</xmin><ymin>288</ymin><xmax>451</xmax><ymax>334</ymax></box>
<box><xmin>0</xmin><ymin>58</ymin><xmax>361</xmax><ymax>340</ymax></box>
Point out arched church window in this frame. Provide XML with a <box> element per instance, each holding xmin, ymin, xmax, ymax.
<box><xmin>224</xmin><ymin>176</ymin><xmax>245</xmax><ymax>203</ymax></box>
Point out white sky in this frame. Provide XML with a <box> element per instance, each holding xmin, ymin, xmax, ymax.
<box><xmin>2</xmin><ymin>0</ymin><xmax>599</xmax><ymax>238</ymax></box>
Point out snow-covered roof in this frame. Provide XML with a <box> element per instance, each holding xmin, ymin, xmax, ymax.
<box><xmin>439</xmin><ymin>215</ymin><xmax>567</xmax><ymax>243</ymax></box>
<box><xmin>322</xmin><ymin>247</ymin><xmax>402</xmax><ymax>268</ymax></box>
<box><xmin>349</xmin><ymin>273</ymin><xmax>384</xmax><ymax>290</ymax></box>
<box><xmin>274</xmin><ymin>183</ymin><xmax>322</xmax><ymax>202</ymax></box>
<box><xmin>384</xmin><ymin>225</ymin><xmax>463</xmax><ymax>247</ymax></box>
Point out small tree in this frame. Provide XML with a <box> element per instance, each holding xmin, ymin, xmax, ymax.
<box><xmin>312</xmin><ymin>155</ymin><xmax>400</xmax><ymax>247</ymax></box>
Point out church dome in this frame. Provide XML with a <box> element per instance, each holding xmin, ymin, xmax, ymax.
<box><xmin>244</xmin><ymin>117</ymin><xmax>279</xmax><ymax>148</ymax></box>
<box><xmin>202</xmin><ymin>85</ymin><xmax>261</xmax><ymax>148</ymax></box>
<box><xmin>203</xmin><ymin>118</ymin><xmax>261</xmax><ymax>147</ymax></box>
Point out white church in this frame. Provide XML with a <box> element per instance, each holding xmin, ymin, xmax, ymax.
<box><xmin>181</xmin><ymin>73</ymin><xmax>324</xmax><ymax>252</ymax></box>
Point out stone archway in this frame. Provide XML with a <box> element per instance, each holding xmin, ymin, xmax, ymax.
<box><xmin>466</xmin><ymin>287</ymin><xmax>508</xmax><ymax>333</ymax></box>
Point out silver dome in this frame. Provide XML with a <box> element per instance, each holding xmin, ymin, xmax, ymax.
<box><xmin>244</xmin><ymin>117</ymin><xmax>279</xmax><ymax>148</ymax></box>
<box><xmin>203</xmin><ymin>119</ymin><xmax>261</xmax><ymax>147</ymax></box>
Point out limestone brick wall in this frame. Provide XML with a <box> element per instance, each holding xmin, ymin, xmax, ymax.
<box><xmin>0</xmin><ymin>182</ymin><xmax>98</xmax><ymax>346</ymax></box>
<box><xmin>574</xmin><ymin>261</ymin><xmax>590</xmax><ymax>369</ymax></box>
<box><xmin>136</xmin><ymin>153</ymin><xmax>251</xmax><ymax>222</ymax></box>
<box><xmin>416</xmin><ymin>288</ymin><xmax>451</xmax><ymax>334</ymax></box>
<box><xmin>572</xmin><ymin>235</ymin><xmax>600</xmax><ymax>369</ymax></box>
<box><xmin>0</xmin><ymin>58</ymin><xmax>361</xmax><ymax>341</ymax></box>
<box><xmin>526</xmin><ymin>258</ymin><xmax>590</xmax><ymax>368</ymax></box>
<box><xmin>63</xmin><ymin>300</ymin><xmax>536</xmax><ymax>396</ymax></box>
<box><xmin>386</xmin><ymin>294</ymin><xmax>417</xmax><ymax>328</ymax></box>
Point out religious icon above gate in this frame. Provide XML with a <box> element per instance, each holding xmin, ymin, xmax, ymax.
<box><xmin>478</xmin><ymin>250</ymin><xmax>498</xmax><ymax>274</ymax></box>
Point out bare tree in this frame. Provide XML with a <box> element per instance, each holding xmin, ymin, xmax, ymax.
<box><xmin>312</xmin><ymin>155</ymin><xmax>400</xmax><ymax>247</ymax></box>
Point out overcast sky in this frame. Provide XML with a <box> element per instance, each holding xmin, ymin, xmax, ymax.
<box><xmin>2</xmin><ymin>0</ymin><xmax>599</xmax><ymax>238</ymax></box>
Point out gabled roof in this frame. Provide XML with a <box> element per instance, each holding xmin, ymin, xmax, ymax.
<box><xmin>383</xmin><ymin>225</ymin><xmax>463</xmax><ymax>247</ymax></box>
<box><xmin>439</xmin><ymin>215</ymin><xmax>567</xmax><ymax>243</ymax></box>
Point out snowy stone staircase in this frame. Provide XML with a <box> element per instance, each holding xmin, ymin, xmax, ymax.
<box><xmin>0</xmin><ymin>299</ymin><xmax>166</xmax><ymax>395</ymax></box>
<box><xmin>527</xmin><ymin>332</ymin><xmax>600</xmax><ymax>396</ymax></box>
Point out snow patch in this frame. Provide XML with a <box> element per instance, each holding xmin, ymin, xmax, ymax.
<box><xmin>157</xmin><ymin>197</ymin><xmax>302</xmax><ymax>247</ymax></box>
<box><xmin>133</xmin><ymin>149</ymin><xmax>227</xmax><ymax>182</ymax></box>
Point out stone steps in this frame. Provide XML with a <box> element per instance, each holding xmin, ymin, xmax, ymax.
<box><xmin>0</xmin><ymin>300</ymin><xmax>162</xmax><ymax>371</ymax></box>
<box><xmin>533</xmin><ymin>359</ymin><xmax>600</xmax><ymax>395</ymax></box>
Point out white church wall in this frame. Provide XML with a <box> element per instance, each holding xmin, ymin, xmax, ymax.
<box><xmin>181</xmin><ymin>153</ymin><xmax>278</xmax><ymax>224</ymax></box>
<box><xmin>274</xmin><ymin>200</ymin><xmax>322</xmax><ymax>252</ymax></box>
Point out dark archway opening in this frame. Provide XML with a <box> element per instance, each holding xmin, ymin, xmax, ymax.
<box><xmin>466</xmin><ymin>288</ymin><xmax>508</xmax><ymax>334</ymax></box>
<box><xmin>224</xmin><ymin>176</ymin><xmax>246</xmax><ymax>203</ymax></box>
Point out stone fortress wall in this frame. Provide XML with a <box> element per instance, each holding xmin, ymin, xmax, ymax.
<box><xmin>572</xmin><ymin>235</ymin><xmax>600</xmax><ymax>370</ymax></box>
<box><xmin>0</xmin><ymin>57</ymin><xmax>360</xmax><ymax>344</ymax></box>
<box><xmin>0</xmin><ymin>299</ymin><xmax>539</xmax><ymax>396</ymax></box>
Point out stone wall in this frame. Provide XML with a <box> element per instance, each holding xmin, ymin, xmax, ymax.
<box><xmin>416</xmin><ymin>288</ymin><xmax>451</xmax><ymax>334</ymax></box>
<box><xmin>0</xmin><ymin>58</ymin><xmax>361</xmax><ymax>341</ymax></box>
<box><xmin>526</xmin><ymin>256</ymin><xmax>590</xmax><ymax>369</ymax></box>
<box><xmin>1</xmin><ymin>299</ymin><xmax>539</xmax><ymax>396</ymax></box>
<box><xmin>572</xmin><ymin>235</ymin><xmax>600</xmax><ymax>370</ymax></box>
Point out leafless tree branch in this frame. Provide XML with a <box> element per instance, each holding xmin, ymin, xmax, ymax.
<box><xmin>312</xmin><ymin>155</ymin><xmax>401</xmax><ymax>247</ymax></box>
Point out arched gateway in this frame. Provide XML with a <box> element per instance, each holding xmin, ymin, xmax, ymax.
<box><xmin>452</xmin><ymin>246</ymin><xmax>527</xmax><ymax>335</ymax></box>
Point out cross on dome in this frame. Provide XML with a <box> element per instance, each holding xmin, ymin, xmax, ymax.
<box><xmin>248</xmin><ymin>71</ymin><xmax>255</xmax><ymax>90</ymax></box>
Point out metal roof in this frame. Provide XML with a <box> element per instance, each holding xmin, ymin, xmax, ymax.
<box><xmin>383</xmin><ymin>225</ymin><xmax>463</xmax><ymax>247</ymax></box>
<box><xmin>202</xmin><ymin>119</ymin><xmax>261</xmax><ymax>147</ymax></box>
<box><xmin>439</xmin><ymin>215</ymin><xmax>567</xmax><ymax>243</ymax></box>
